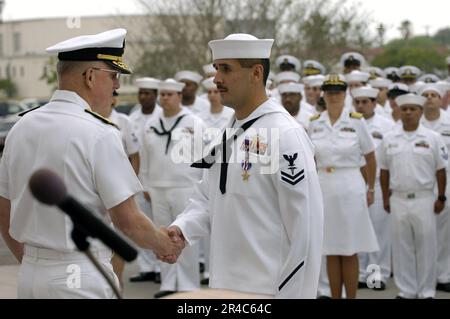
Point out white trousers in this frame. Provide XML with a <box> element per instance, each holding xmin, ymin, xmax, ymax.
<box><xmin>436</xmin><ymin>195</ymin><xmax>450</xmax><ymax>284</ymax></box>
<box><xmin>135</xmin><ymin>192</ymin><xmax>160</xmax><ymax>273</ymax></box>
<box><xmin>149</xmin><ymin>187</ymin><xmax>200</xmax><ymax>292</ymax></box>
<box><xmin>359</xmin><ymin>184</ymin><xmax>392</xmax><ymax>283</ymax></box>
<box><xmin>19</xmin><ymin>245</ymin><xmax>118</xmax><ymax>299</ymax></box>
<box><xmin>391</xmin><ymin>192</ymin><xmax>437</xmax><ymax>298</ymax></box>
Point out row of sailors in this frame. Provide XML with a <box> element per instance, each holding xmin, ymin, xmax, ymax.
<box><xmin>111</xmin><ymin>70</ymin><xmax>450</xmax><ymax>298</ymax></box>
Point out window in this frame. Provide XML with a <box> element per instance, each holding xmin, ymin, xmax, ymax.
<box><xmin>20</xmin><ymin>66</ymin><xmax>24</xmax><ymax>77</ymax></box>
<box><xmin>11</xmin><ymin>66</ymin><xmax>16</xmax><ymax>78</ymax></box>
<box><xmin>13</xmin><ymin>32</ymin><xmax>21</xmax><ymax>53</ymax></box>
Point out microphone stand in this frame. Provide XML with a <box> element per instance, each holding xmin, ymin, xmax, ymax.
<box><xmin>71</xmin><ymin>225</ymin><xmax>123</xmax><ymax>299</ymax></box>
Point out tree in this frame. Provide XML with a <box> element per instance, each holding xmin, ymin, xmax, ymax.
<box><xmin>398</xmin><ymin>20</ymin><xmax>413</xmax><ymax>41</ymax></box>
<box><xmin>434</xmin><ymin>28</ymin><xmax>450</xmax><ymax>47</ymax></box>
<box><xmin>40</xmin><ymin>56</ymin><xmax>58</xmax><ymax>91</ymax></box>
<box><xmin>134</xmin><ymin>0</ymin><xmax>374</xmax><ymax>77</ymax></box>
<box><xmin>371</xmin><ymin>36</ymin><xmax>448</xmax><ymax>73</ymax></box>
<box><xmin>0</xmin><ymin>79</ymin><xmax>17</xmax><ymax>98</ymax></box>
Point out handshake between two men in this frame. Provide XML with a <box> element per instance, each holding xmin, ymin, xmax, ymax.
<box><xmin>155</xmin><ymin>226</ymin><xmax>186</xmax><ymax>264</ymax></box>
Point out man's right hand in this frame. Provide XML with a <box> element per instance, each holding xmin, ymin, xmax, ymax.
<box><xmin>154</xmin><ymin>226</ymin><xmax>185</xmax><ymax>264</ymax></box>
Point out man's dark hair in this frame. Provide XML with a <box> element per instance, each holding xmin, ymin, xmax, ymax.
<box><xmin>238</xmin><ymin>59</ymin><xmax>270</xmax><ymax>86</ymax></box>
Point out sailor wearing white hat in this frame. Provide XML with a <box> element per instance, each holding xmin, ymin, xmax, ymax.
<box><xmin>175</xmin><ymin>70</ymin><xmax>210</xmax><ymax>117</ymax></box>
<box><xmin>303</xmin><ymin>75</ymin><xmax>325</xmax><ymax>114</ymax></box>
<box><xmin>340</xmin><ymin>52</ymin><xmax>366</xmax><ymax>74</ymax></box>
<box><xmin>142</xmin><ymin>79</ymin><xmax>206</xmax><ymax>298</ymax></box>
<box><xmin>276</xmin><ymin>54</ymin><xmax>301</xmax><ymax>72</ymax></box>
<box><xmin>352</xmin><ymin>86</ymin><xmax>395</xmax><ymax>291</ymax></box>
<box><xmin>399</xmin><ymin>66</ymin><xmax>422</xmax><ymax>86</ymax></box>
<box><xmin>419</xmin><ymin>85</ymin><xmax>450</xmax><ymax>293</ymax></box>
<box><xmin>128</xmin><ymin>77</ymin><xmax>163</xmax><ymax>284</ymax></box>
<box><xmin>169</xmin><ymin>33</ymin><xmax>324</xmax><ymax>298</ymax></box>
<box><xmin>278</xmin><ymin>82</ymin><xmax>313</xmax><ymax>130</ymax></box>
<box><xmin>0</xmin><ymin>28</ymin><xmax>181</xmax><ymax>298</ymax></box>
<box><xmin>387</xmin><ymin>83</ymin><xmax>410</xmax><ymax>122</ymax></box>
<box><xmin>380</xmin><ymin>93</ymin><xmax>448</xmax><ymax>298</ymax></box>
<box><xmin>303</xmin><ymin>60</ymin><xmax>326</xmax><ymax>77</ymax></box>
<box><xmin>370</xmin><ymin>77</ymin><xmax>393</xmax><ymax>119</ymax></box>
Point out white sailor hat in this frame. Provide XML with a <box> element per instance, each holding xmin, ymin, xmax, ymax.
<box><xmin>303</xmin><ymin>74</ymin><xmax>325</xmax><ymax>87</ymax></box>
<box><xmin>46</xmin><ymin>28</ymin><xmax>132</xmax><ymax>74</ymax></box>
<box><xmin>419</xmin><ymin>84</ymin><xmax>445</xmax><ymax>97</ymax></box>
<box><xmin>159</xmin><ymin>79</ymin><xmax>185</xmax><ymax>92</ymax></box>
<box><xmin>396</xmin><ymin>93</ymin><xmax>426</xmax><ymax>108</ymax></box>
<box><xmin>208</xmin><ymin>33</ymin><xmax>274</xmax><ymax>60</ymax></box>
<box><xmin>278</xmin><ymin>82</ymin><xmax>304</xmax><ymax>95</ymax></box>
<box><xmin>365</xmin><ymin>67</ymin><xmax>385</xmax><ymax>79</ymax></box>
<box><xmin>202</xmin><ymin>63</ymin><xmax>216</xmax><ymax>75</ymax></box>
<box><xmin>303</xmin><ymin>60</ymin><xmax>326</xmax><ymax>76</ymax></box>
<box><xmin>417</xmin><ymin>74</ymin><xmax>440</xmax><ymax>83</ymax></box>
<box><xmin>135</xmin><ymin>77</ymin><xmax>160</xmax><ymax>90</ymax></box>
<box><xmin>175</xmin><ymin>70</ymin><xmax>203</xmax><ymax>84</ymax></box>
<box><xmin>276</xmin><ymin>55</ymin><xmax>301</xmax><ymax>72</ymax></box>
<box><xmin>345</xmin><ymin>70</ymin><xmax>371</xmax><ymax>83</ymax></box>
<box><xmin>275</xmin><ymin>71</ymin><xmax>301</xmax><ymax>84</ymax></box>
<box><xmin>409</xmin><ymin>81</ymin><xmax>426</xmax><ymax>94</ymax></box>
<box><xmin>446</xmin><ymin>56</ymin><xmax>450</xmax><ymax>65</ymax></box>
<box><xmin>399</xmin><ymin>65</ymin><xmax>421</xmax><ymax>79</ymax></box>
<box><xmin>202</xmin><ymin>77</ymin><xmax>217</xmax><ymax>90</ymax></box>
<box><xmin>352</xmin><ymin>86</ymin><xmax>379</xmax><ymax>99</ymax></box>
<box><xmin>437</xmin><ymin>81</ymin><xmax>450</xmax><ymax>93</ymax></box>
<box><xmin>369</xmin><ymin>77</ymin><xmax>392</xmax><ymax>89</ymax></box>
<box><xmin>387</xmin><ymin>83</ymin><xmax>409</xmax><ymax>98</ymax></box>
<box><xmin>340</xmin><ymin>52</ymin><xmax>365</xmax><ymax>68</ymax></box>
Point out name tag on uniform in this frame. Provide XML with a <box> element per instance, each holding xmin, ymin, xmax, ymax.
<box><xmin>415</xmin><ymin>141</ymin><xmax>430</xmax><ymax>149</ymax></box>
<box><xmin>340</xmin><ymin>127</ymin><xmax>355</xmax><ymax>133</ymax></box>
<box><xmin>313</xmin><ymin>128</ymin><xmax>324</xmax><ymax>134</ymax></box>
<box><xmin>442</xmin><ymin>132</ymin><xmax>450</xmax><ymax>137</ymax></box>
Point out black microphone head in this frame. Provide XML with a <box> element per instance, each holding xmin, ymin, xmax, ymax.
<box><xmin>29</xmin><ymin>169</ymin><xmax>67</xmax><ymax>205</ymax></box>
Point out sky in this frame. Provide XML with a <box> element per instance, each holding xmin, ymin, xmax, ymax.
<box><xmin>1</xmin><ymin>0</ymin><xmax>449</xmax><ymax>41</ymax></box>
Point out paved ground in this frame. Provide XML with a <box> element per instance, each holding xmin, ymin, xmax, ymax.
<box><xmin>1</xmin><ymin>237</ymin><xmax>450</xmax><ymax>299</ymax></box>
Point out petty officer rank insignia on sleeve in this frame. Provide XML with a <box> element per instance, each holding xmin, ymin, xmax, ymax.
<box><xmin>241</xmin><ymin>137</ymin><xmax>252</xmax><ymax>181</ymax></box>
<box><xmin>281</xmin><ymin>153</ymin><xmax>305</xmax><ymax>186</ymax></box>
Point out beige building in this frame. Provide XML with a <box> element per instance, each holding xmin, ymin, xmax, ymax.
<box><xmin>0</xmin><ymin>15</ymin><xmax>152</xmax><ymax>98</ymax></box>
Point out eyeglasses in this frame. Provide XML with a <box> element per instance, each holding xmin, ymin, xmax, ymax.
<box><xmin>83</xmin><ymin>67</ymin><xmax>121</xmax><ymax>80</ymax></box>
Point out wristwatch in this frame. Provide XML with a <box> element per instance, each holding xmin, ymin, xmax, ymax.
<box><xmin>438</xmin><ymin>195</ymin><xmax>447</xmax><ymax>202</ymax></box>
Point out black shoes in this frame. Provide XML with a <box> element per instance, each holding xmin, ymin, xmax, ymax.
<box><xmin>358</xmin><ymin>281</ymin><xmax>368</xmax><ymax>289</ymax></box>
<box><xmin>129</xmin><ymin>272</ymin><xmax>161</xmax><ymax>283</ymax></box>
<box><xmin>436</xmin><ymin>282</ymin><xmax>450</xmax><ymax>292</ymax></box>
<box><xmin>154</xmin><ymin>290</ymin><xmax>176</xmax><ymax>299</ymax></box>
<box><xmin>200</xmin><ymin>278</ymin><xmax>209</xmax><ymax>285</ymax></box>
<box><xmin>373</xmin><ymin>281</ymin><xmax>386</xmax><ymax>291</ymax></box>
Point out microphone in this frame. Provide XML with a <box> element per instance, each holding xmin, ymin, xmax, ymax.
<box><xmin>29</xmin><ymin>169</ymin><xmax>138</xmax><ymax>262</ymax></box>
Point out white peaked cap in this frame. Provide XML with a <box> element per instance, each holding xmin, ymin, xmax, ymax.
<box><xmin>399</xmin><ymin>65</ymin><xmax>422</xmax><ymax>78</ymax></box>
<box><xmin>159</xmin><ymin>79</ymin><xmax>185</xmax><ymax>92</ymax></box>
<box><xmin>275</xmin><ymin>71</ymin><xmax>301</xmax><ymax>84</ymax></box>
<box><xmin>209</xmin><ymin>33</ymin><xmax>274</xmax><ymax>60</ymax></box>
<box><xmin>203</xmin><ymin>63</ymin><xmax>216</xmax><ymax>75</ymax></box>
<box><xmin>46</xmin><ymin>28</ymin><xmax>127</xmax><ymax>53</ymax></box>
<box><xmin>174</xmin><ymin>70</ymin><xmax>203</xmax><ymax>84</ymax></box>
<box><xmin>345</xmin><ymin>70</ymin><xmax>371</xmax><ymax>83</ymax></box>
<box><xmin>396</xmin><ymin>93</ymin><xmax>426</xmax><ymax>108</ymax></box>
<box><xmin>303</xmin><ymin>74</ymin><xmax>325</xmax><ymax>87</ymax></box>
<box><xmin>419</xmin><ymin>84</ymin><xmax>445</xmax><ymax>98</ymax></box>
<box><xmin>276</xmin><ymin>55</ymin><xmax>301</xmax><ymax>72</ymax></box>
<box><xmin>135</xmin><ymin>77</ymin><xmax>160</xmax><ymax>89</ymax></box>
<box><xmin>388</xmin><ymin>83</ymin><xmax>409</xmax><ymax>92</ymax></box>
<box><xmin>352</xmin><ymin>86</ymin><xmax>379</xmax><ymax>99</ymax></box>
<box><xmin>202</xmin><ymin>77</ymin><xmax>217</xmax><ymax>90</ymax></box>
<box><xmin>369</xmin><ymin>77</ymin><xmax>392</xmax><ymax>89</ymax></box>
<box><xmin>340</xmin><ymin>52</ymin><xmax>366</xmax><ymax>67</ymax></box>
<box><xmin>417</xmin><ymin>74</ymin><xmax>440</xmax><ymax>83</ymax></box>
<box><xmin>278</xmin><ymin>82</ymin><xmax>304</xmax><ymax>94</ymax></box>
<box><xmin>365</xmin><ymin>66</ymin><xmax>386</xmax><ymax>78</ymax></box>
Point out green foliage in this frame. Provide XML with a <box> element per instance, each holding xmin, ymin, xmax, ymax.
<box><xmin>434</xmin><ymin>28</ymin><xmax>450</xmax><ymax>46</ymax></box>
<box><xmin>372</xmin><ymin>36</ymin><xmax>448</xmax><ymax>72</ymax></box>
<box><xmin>0</xmin><ymin>79</ymin><xmax>17</xmax><ymax>98</ymax></box>
<box><xmin>40</xmin><ymin>56</ymin><xmax>58</xmax><ymax>91</ymax></box>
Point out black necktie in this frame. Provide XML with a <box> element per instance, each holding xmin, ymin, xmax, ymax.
<box><xmin>191</xmin><ymin>116</ymin><xmax>262</xmax><ymax>194</ymax></box>
<box><xmin>150</xmin><ymin>115</ymin><xmax>186</xmax><ymax>154</ymax></box>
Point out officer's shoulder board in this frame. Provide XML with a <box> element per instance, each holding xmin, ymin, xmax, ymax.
<box><xmin>85</xmin><ymin>109</ymin><xmax>119</xmax><ymax>129</ymax></box>
<box><xmin>349</xmin><ymin>112</ymin><xmax>363</xmax><ymax>120</ymax></box>
<box><xmin>18</xmin><ymin>106</ymin><xmax>41</xmax><ymax>117</ymax></box>
<box><xmin>309</xmin><ymin>114</ymin><xmax>321</xmax><ymax>122</ymax></box>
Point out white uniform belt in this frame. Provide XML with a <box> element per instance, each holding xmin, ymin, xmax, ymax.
<box><xmin>24</xmin><ymin>245</ymin><xmax>112</xmax><ymax>261</ymax></box>
<box><xmin>318</xmin><ymin>167</ymin><xmax>359</xmax><ymax>173</ymax></box>
<box><xmin>391</xmin><ymin>190</ymin><xmax>434</xmax><ymax>200</ymax></box>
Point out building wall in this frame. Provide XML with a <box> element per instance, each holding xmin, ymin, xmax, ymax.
<box><xmin>0</xmin><ymin>15</ymin><xmax>152</xmax><ymax>98</ymax></box>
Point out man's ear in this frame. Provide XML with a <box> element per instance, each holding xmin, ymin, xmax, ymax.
<box><xmin>252</xmin><ymin>64</ymin><xmax>264</xmax><ymax>84</ymax></box>
<box><xmin>84</xmin><ymin>69</ymin><xmax>95</xmax><ymax>89</ymax></box>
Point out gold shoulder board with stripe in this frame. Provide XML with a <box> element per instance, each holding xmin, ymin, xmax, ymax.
<box><xmin>350</xmin><ymin>112</ymin><xmax>363</xmax><ymax>120</ymax></box>
<box><xmin>310</xmin><ymin>114</ymin><xmax>321</xmax><ymax>122</ymax></box>
<box><xmin>18</xmin><ymin>106</ymin><xmax>41</xmax><ymax>117</ymax></box>
<box><xmin>85</xmin><ymin>109</ymin><xmax>119</xmax><ymax>129</ymax></box>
